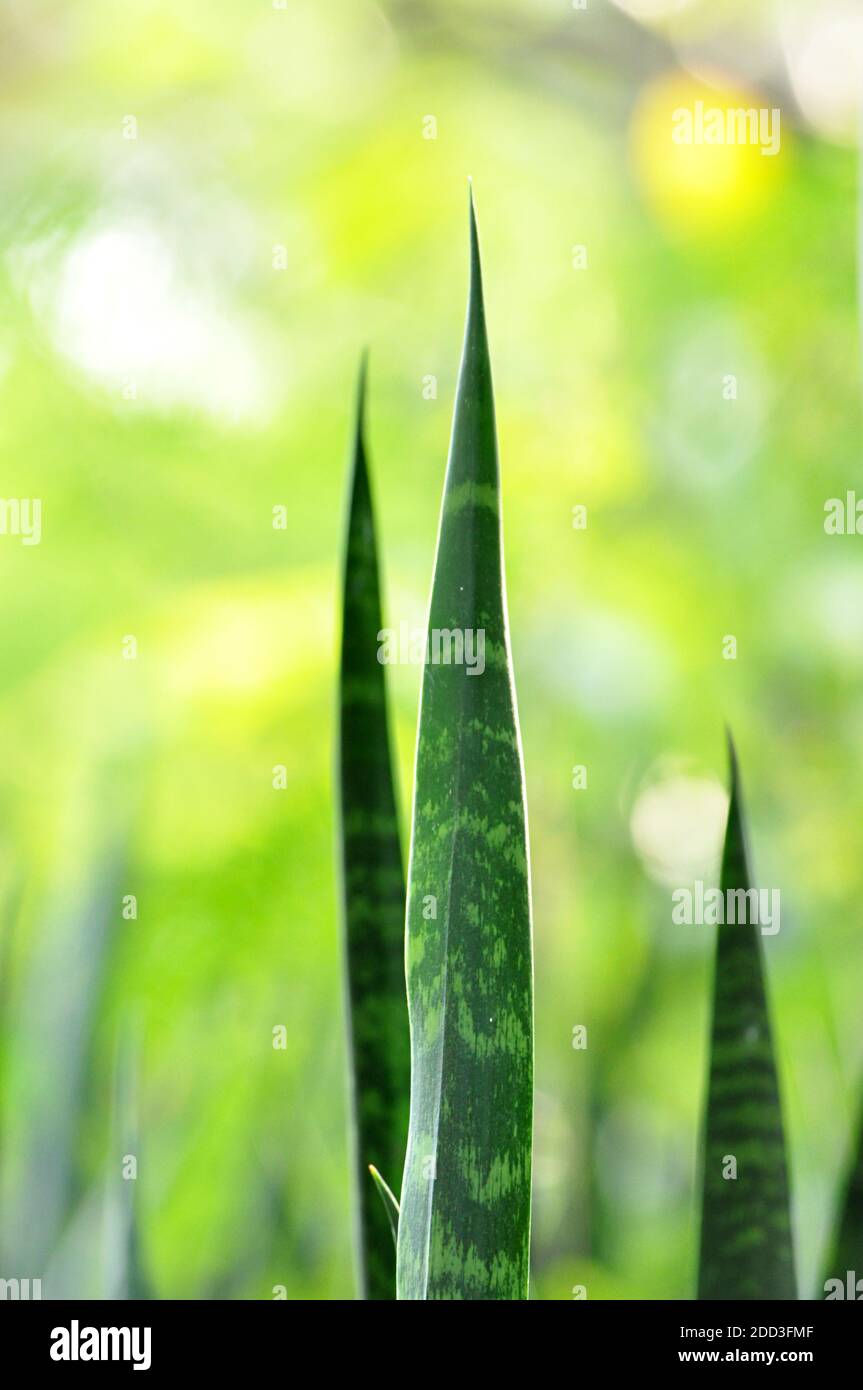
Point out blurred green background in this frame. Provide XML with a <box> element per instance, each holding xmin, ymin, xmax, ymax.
<box><xmin>0</xmin><ymin>0</ymin><xmax>861</xmax><ymax>1299</ymax></box>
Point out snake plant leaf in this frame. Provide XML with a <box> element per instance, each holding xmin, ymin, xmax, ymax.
<box><xmin>368</xmin><ymin>1165</ymin><xmax>400</xmax><ymax>1248</ymax></box>
<box><xmin>822</xmin><ymin>1104</ymin><xmax>863</xmax><ymax>1297</ymax></box>
<box><xmin>697</xmin><ymin>735</ymin><xmax>796</xmax><ymax>1299</ymax></box>
<box><xmin>396</xmin><ymin>191</ymin><xmax>534</xmax><ymax>1301</ymax></box>
<box><xmin>338</xmin><ymin>355</ymin><xmax>410</xmax><ymax>1301</ymax></box>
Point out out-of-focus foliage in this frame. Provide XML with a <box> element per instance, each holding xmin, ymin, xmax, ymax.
<box><xmin>0</xmin><ymin>0</ymin><xmax>860</xmax><ymax>1298</ymax></box>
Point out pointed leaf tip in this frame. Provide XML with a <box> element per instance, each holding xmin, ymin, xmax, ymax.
<box><xmin>355</xmin><ymin>350</ymin><xmax>368</xmax><ymax>427</ymax></box>
<box><xmin>348</xmin><ymin>355</ymin><xmax>370</xmax><ymax>495</ymax></box>
<box><xmin>725</xmin><ymin>724</ymin><xmax>738</xmax><ymax>766</ymax></box>
<box><xmin>368</xmin><ymin>1165</ymin><xmax>400</xmax><ymax>1249</ymax></box>
<box><xmin>466</xmin><ymin>186</ymin><xmax>486</xmax><ymax>333</ymax></box>
<box><xmin>468</xmin><ymin>184</ymin><xmax>479</xmax><ymax>254</ymax></box>
<box><xmin>725</xmin><ymin>728</ymin><xmax>742</xmax><ymax>804</ymax></box>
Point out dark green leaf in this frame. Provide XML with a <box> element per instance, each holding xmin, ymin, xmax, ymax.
<box><xmin>396</xmin><ymin>191</ymin><xmax>534</xmax><ymax>1301</ymax></box>
<box><xmin>822</xmin><ymin>1104</ymin><xmax>863</xmax><ymax>1298</ymax></box>
<box><xmin>697</xmin><ymin>735</ymin><xmax>796</xmax><ymax>1300</ymax></box>
<box><xmin>338</xmin><ymin>355</ymin><xmax>410</xmax><ymax>1301</ymax></box>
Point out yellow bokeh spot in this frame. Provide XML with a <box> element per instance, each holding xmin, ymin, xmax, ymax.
<box><xmin>631</xmin><ymin>70</ymin><xmax>788</xmax><ymax>235</ymax></box>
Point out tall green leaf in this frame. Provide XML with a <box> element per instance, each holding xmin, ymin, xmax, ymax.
<box><xmin>337</xmin><ymin>355</ymin><xmax>410</xmax><ymax>1301</ymax></box>
<box><xmin>396</xmin><ymin>191</ymin><xmax>534</xmax><ymax>1301</ymax></box>
<box><xmin>697</xmin><ymin>736</ymin><xmax>796</xmax><ymax>1299</ymax></box>
<box><xmin>822</xmin><ymin>1103</ymin><xmax>863</xmax><ymax>1297</ymax></box>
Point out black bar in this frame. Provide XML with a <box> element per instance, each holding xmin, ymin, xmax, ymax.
<box><xmin>4</xmin><ymin>1297</ymin><xmax>859</xmax><ymax>1375</ymax></box>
